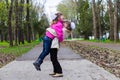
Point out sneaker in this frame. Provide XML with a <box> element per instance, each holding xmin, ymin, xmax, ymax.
<box><xmin>49</xmin><ymin>73</ymin><xmax>56</xmax><ymax>75</ymax></box>
<box><xmin>52</xmin><ymin>73</ymin><xmax>63</xmax><ymax>77</ymax></box>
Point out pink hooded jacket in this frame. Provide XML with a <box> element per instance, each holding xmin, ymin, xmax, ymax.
<box><xmin>46</xmin><ymin>20</ymin><xmax>63</xmax><ymax>42</ymax></box>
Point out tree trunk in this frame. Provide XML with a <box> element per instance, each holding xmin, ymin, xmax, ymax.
<box><xmin>18</xmin><ymin>0</ymin><xmax>25</xmax><ymax>44</ymax></box>
<box><xmin>114</xmin><ymin>0</ymin><xmax>119</xmax><ymax>42</ymax></box>
<box><xmin>97</xmin><ymin>0</ymin><xmax>102</xmax><ymax>39</ymax></box>
<box><xmin>20</xmin><ymin>0</ymin><xmax>25</xmax><ymax>44</ymax></box>
<box><xmin>5</xmin><ymin>34</ymin><xmax>8</xmax><ymax>42</ymax></box>
<box><xmin>107</xmin><ymin>0</ymin><xmax>114</xmax><ymax>41</ymax></box>
<box><xmin>8</xmin><ymin>0</ymin><xmax>14</xmax><ymax>47</ymax></box>
<box><xmin>5</xmin><ymin>0</ymin><xmax>9</xmax><ymax>42</ymax></box>
<box><xmin>26</xmin><ymin>0</ymin><xmax>31</xmax><ymax>43</ymax></box>
<box><xmin>1</xmin><ymin>31</ymin><xmax>3</xmax><ymax>42</ymax></box>
<box><xmin>18</xmin><ymin>1</ymin><xmax>21</xmax><ymax>44</ymax></box>
<box><xmin>101</xmin><ymin>4</ymin><xmax>104</xmax><ymax>36</ymax></box>
<box><xmin>92</xmin><ymin>0</ymin><xmax>99</xmax><ymax>39</ymax></box>
<box><xmin>15</xmin><ymin>0</ymin><xmax>19</xmax><ymax>46</ymax></box>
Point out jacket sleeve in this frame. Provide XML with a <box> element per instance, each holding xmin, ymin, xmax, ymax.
<box><xmin>51</xmin><ymin>22</ymin><xmax>63</xmax><ymax>42</ymax></box>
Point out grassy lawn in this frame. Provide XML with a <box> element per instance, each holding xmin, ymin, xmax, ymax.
<box><xmin>84</xmin><ymin>39</ymin><xmax>120</xmax><ymax>44</ymax></box>
<box><xmin>65</xmin><ymin>38</ymin><xmax>84</xmax><ymax>41</ymax></box>
<box><xmin>0</xmin><ymin>40</ymin><xmax>40</xmax><ymax>68</ymax></box>
<box><xmin>65</xmin><ymin>38</ymin><xmax>119</xmax><ymax>44</ymax></box>
<box><xmin>85</xmin><ymin>39</ymin><xmax>113</xmax><ymax>43</ymax></box>
<box><xmin>0</xmin><ymin>40</ymin><xmax>40</xmax><ymax>57</ymax></box>
<box><xmin>0</xmin><ymin>41</ymin><xmax>9</xmax><ymax>47</ymax></box>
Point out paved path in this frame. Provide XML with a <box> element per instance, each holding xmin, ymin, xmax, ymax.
<box><xmin>0</xmin><ymin>43</ymin><xmax>120</xmax><ymax>80</ymax></box>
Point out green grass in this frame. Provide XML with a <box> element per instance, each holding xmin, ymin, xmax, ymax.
<box><xmin>85</xmin><ymin>39</ymin><xmax>113</xmax><ymax>43</ymax></box>
<box><xmin>85</xmin><ymin>39</ymin><xmax>120</xmax><ymax>44</ymax></box>
<box><xmin>65</xmin><ymin>38</ymin><xmax>120</xmax><ymax>44</ymax></box>
<box><xmin>0</xmin><ymin>41</ymin><xmax>40</xmax><ymax>57</ymax></box>
<box><xmin>65</xmin><ymin>38</ymin><xmax>84</xmax><ymax>40</ymax></box>
<box><xmin>0</xmin><ymin>41</ymin><xmax>9</xmax><ymax>47</ymax></box>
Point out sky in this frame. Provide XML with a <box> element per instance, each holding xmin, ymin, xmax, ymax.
<box><xmin>45</xmin><ymin>0</ymin><xmax>63</xmax><ymax>21</ymax></box>
<box><xmin>45</xmin><ymin>0</ymin><xmax>63</xmax><ymax>13</ymax></box>
<box><xmin>33</xmin><ymin>0</ymin><xmax>63</xmax><ymax>21</ymax></box>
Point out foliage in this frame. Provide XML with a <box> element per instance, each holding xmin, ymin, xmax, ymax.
<box><xmin>0</xmin><ymin>0</ymin><xmax>48</xmax><ymax>46</ymax></box>
<box><xmin>57</xmin><ymin>0</ymin><xmax>77</xmax><ymax>20</ymax></box>
<box><xmin>77</xmin><ymin>0</ymin><xmax>93</xmax><ymax>39</ymax></box>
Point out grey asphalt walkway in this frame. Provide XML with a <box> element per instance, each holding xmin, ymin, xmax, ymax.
<box><xmin>0</xmin><ymin>43</ymin><xmax>120</xmax><ymax>80</ymax></box>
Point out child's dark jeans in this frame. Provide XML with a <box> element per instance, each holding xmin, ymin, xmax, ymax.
<box><xmin>35</xmin><ymin>36</ymin><xmax>52</xmax><ymax>65</ymax></box>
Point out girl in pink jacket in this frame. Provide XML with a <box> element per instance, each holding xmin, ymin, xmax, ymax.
<box><xmin>33</xmin><ymin>13</ymin><xmax>64</xmax><ymax>71</ymax></box>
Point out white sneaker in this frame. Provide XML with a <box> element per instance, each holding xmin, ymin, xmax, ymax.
<box><xmin>52</xmin><ymin>73</ymin><xmax>63</xmax><ymax>77</ymax></box>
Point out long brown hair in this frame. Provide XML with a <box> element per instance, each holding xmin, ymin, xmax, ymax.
<box><xmin>54</xmin><ymin>13</ymin><xmax>63</xmax><ymax>22</ymax></box>
<box><xmin>51</xmin><ymin>19</ymin><xmax>56</xmax><ymax>25</ymax></box>
<box><xmin>51</xmin><ymin>13</ymin><xmax>63</xmax><ymax>25</ymax></box>
<box><xmin>63</xmin><ymin>21</ymin><xmax>72</xmax><ymax>31</ymax></box>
